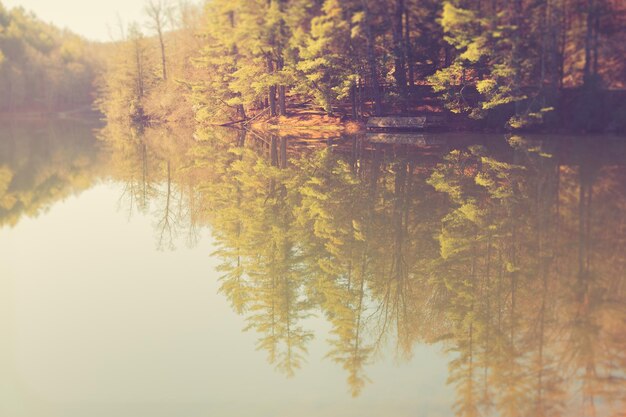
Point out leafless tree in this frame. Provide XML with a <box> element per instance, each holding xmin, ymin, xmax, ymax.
<box><xmin>145</xmin><ymin>0</ymin><xmax>170</xmax><ymax>80</ymax></box>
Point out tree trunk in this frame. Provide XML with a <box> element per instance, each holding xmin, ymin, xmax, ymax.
<box><xmin>267</xmin><ymin>57</ymin><xmax>277</xmax><ymax>117</ymax></box>
<box><xmin>404</xmin><ymin>7</ymin><xmax>414</xmax><ymax>87</ymax></box>
<box><xmin>147</xmin><ymin>1</ymin><xmax>167</xmax><ymax>81</ymax></box>
<box><xmin>277</xmin><ymin>57</ymin><xmax>287</xmax><ymax>116</ymax></box>
<box><xmin>158</xmin><ymin>29</ymin><xmax>167</xmax><ymax>80</ymax></box>
<box><xmin>228</xmin><ymin>10</ymin><xmax>246</xmax><ymax>116</ymax></box>
<box><xmin>237</xmin><ymin>104</ymin><xmax>246</xmax><ymax>120</ymax></box>
<box><xmin>592</xmin><ymin>7</ymin><xmax>600</xmax><ymax>77</ymax></box>
<box><xmin>278</xmin><ymin>86</ymin><xmax>286</xmax><ymax>116</ymax></box>
<box><xmin>512</xmin><ymin>0</ymin><xmax>524</xmax><ymax>116</ymax></box>
<box><xmin>362</xmin><ymin>0</ymin><xmax>383</xmax><ymax>116</ymax></box>
<box><xmin>269</xmin><ymin>86</ymin><xmax>277</xmax><ymax>117</ymax></box>
<box><xmin>444</xmin><ymin>44</ymin><xmax>452</xmax><ymax>67</ymax></box>
<box><xmin>134</xmin><ymin>41</ymin><xmax>144</xmax><ymax>99</ymax></box>
<box><xmin>350</xmin><ymin>83</ymin><xmax>358</xmax><ymax>119</ymax></box>
<box><xmin>392</xmin><ymin>0</ymin><xmax>408</xmax><ymax>113</ymax></box>
<box><xmin>583</xmin><ymin>0</ymin><xmax>594</xmax><ymax>83</ymax></box>
<box><xmin>277</xmin><ymin>0</ymin><xmax>287</xmax><ymax>116</ymax></box>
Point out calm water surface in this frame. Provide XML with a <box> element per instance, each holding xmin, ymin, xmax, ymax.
<box><xmin>1</xmin><ymin>120</ymin><xmax>625</xmax><ymax>417</ymax></box>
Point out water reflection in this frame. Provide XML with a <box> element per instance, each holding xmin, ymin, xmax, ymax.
<box><xmin>100</xmin><ymin>125</ymin><xmax>626</xmax><ymax>415</ymax></box>
<box><xmin>0</xmin><ymin>120</ymin><xmax>103</xmax><ymax>227</ymax></box>
<box><xmin>3</xmin><ymin>122</ymin><xmax>626</xmax><ymax>416</ymax></box>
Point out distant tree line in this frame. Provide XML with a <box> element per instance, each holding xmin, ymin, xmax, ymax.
<box><xmin>0</xmin><ymin>2</ymin><xmax>100</xmax><ymax>112</ymax></box>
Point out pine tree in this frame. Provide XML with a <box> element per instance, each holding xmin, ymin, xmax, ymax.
<box><xmin>296</xmin><ymin>0</ymin><xmax>356</xmax><ymax>114</ymax></box>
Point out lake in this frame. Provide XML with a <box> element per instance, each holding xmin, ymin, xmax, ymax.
<box><xmin>1</xmin><ymin>119</ymin><xmax>625</xmax><ymax>417</ymax></box>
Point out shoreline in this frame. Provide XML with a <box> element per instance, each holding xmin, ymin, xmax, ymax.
<box><xmin>5</xmin><ymin>109</ymin><xmax>622</xmax><ymax>138</ymax></box>
<box><xmin>248</xmin><ymin>113</ymin><xmax>365</xmax><ymax>138</ymax></box>
<box><xmin>244</xmin><ymin>114</ymin><xmax>625</xmax><ymax>137</ymax></box>
<box><xmin>0</xmin><ymin>108</ymin><xmax>103</xmax><ymax>123</ymax></box>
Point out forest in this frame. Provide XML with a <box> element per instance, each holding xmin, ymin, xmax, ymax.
<box><xmin>1</xmin><ymin>0</ymin><xmax>626</xmax><ymax>132</ymax></box>
<box><xmin>0</xmin><ymin>2</ymin><xmax>100</xmax><ymax>112</ymax></box>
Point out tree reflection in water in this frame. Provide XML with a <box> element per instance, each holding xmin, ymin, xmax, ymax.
<box><xmin>12</xmin><ymin>123</ymin><xmax>623</xmax><ymax>416</ymax></box>
<box><xmin>0</xmin><ymin>120</ymin><xmax>103</xmax><ymax>227</ymax></box>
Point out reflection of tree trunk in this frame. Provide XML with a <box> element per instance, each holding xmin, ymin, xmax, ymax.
<box><xmin>391</xmin><ymin>156</ymin><xmax>413</xmax><ymax>352</ymax></box>
<box><xmin>347</xmin><ymin>250</ymin><xmax>368</xmax><ymax>397</ymax></box>
<box><xmin>166</xmin><ymin>161</ymin><xmax>171</xmax><ymax>215</ymax></box>
<box><xmin>482</xmin><ymin>234</ymin><xmax>492</xmax><ymax>404</ymax></box>
<box><xmin>574</xmin><ymin>162</ymin><xmax>600</xmax><ymax>415</ymax></box>
<box><xmin>578</xmin><ymin>180</ymin><xmax>586</xmax><ymax>277</ymax></box>
<box><xmin>577</xmin><ymin>165</ymin><xmax>594</xmax><ymax>297</ymax></box>
<box><xmin>468</xmin><ymin>322</ymin><xmax>476</xmax><ymax>414</ymax></box>
<box><xmin>510</xmin><ymin>251</ymin><xmax>517</xmax><ymax>343</ymax></box>
<box><xmin>157</xmin><ymin>160</ymin><xmax>173</xmax><ymax>249</ymax></box>
<box><xmin>350</xmin><ymin>84</ymin><xmax>358</xmax><ymax>119</ymax></box>
<box><xmin>280</xmin><ymin>137</ymin><xmax>287</xmax><ymax>169</ymax></box>
<box><xmin>141</xmin><ymin>142</ymin><xmax>148</xmax><ymax>209</ymax></box>
<box><xmin>185</xmin><ymin>183</ymin><xmax>199</xmax><ymax>248</ymax></box>
<box><xmin>350</xmin><ymin>136</ymin><xmax>358</xmax><ymax>174</ymax></box>
<box><xmin>270</xmin><ymin>135</ymin><xmax>279</xmax><ymax>167</ymax></box>
<box><xmin>392</xmin><ymin>157</ymin><xmax>408</xmax><ymax>282</ymax></box>
<box><xmin>536</xmin><ymin>263</ymin><xmax>548</xmax><ymax>414</ymax></box>
<box><xmin>497</xmin><ymin>251</ymin><xmax>504</xmax><ymax>332</ymax></box>
<box><xmin>369</xmin><ymin>144</ymin><xmax>382</xmax><ymax>196</ymax></box>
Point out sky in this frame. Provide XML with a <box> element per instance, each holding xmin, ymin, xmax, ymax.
<box><xmin>2</xmin><ymin>0</ymin><xmax>149</xmax><ymax>41</ymax></box>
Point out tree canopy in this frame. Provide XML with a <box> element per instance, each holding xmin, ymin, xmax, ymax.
<box><xmin>92</xmin><ymin>0</ymin><xmax>626</xmax><ymax>131</ymax></box>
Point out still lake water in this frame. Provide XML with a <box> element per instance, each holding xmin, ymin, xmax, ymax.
<box><xmin>1</xmin><ymin>119</ymin><xmax>625</xmax><ymax>417</ymax></box>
